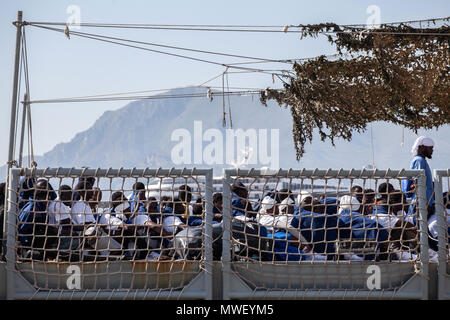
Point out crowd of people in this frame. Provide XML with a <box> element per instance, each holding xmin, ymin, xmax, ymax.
<box><xmin>0</xmin><ymin>135</ymin><xmax>447</xmax><ymax>263</ymax></box>
<box><xmin>6</xmin><ymin>179</ymin><xmax>221</xmax><ymax>262</ymax></box>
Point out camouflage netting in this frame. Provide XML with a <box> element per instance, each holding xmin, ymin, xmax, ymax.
<box><xmin>261</xmin><ymin>18</ymin><xmax>450</xmax><ymax>159</ymax></box>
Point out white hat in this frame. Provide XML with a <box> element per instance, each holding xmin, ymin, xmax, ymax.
<box><xmin>259</xmin><ymin>196</ymin><xmax>276</xmax><ymax>214</ymax></box>
<box><xmin>279</xmin><ymin>196</ymin><xmax>294</xmax><ymax>213</ymax></box>
<box><xmin>411</xmin><ymin>136</ymin><xmax>434</xmax><ymax>155</ymax></box>
<box><xmin>297</xmin><ymin>191</ymin><xmax>313</xmax><ymax>205</ymax></box>
<box><xmin>338</xmin><ymin>195</ymin><xmax>360</xmax><ymax>214</ymax></box>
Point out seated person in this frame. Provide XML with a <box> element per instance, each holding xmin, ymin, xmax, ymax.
<box><xmin>188</xmin><ymin>202</ymin><xmax>204</xmax><ymax>227</ymax></box>
<box><xmin>231</xmin><ymin>181</ymin><xmax>255</xmax><ymax>219</ymax></box>
<box><xmin>428</xmin><ymin>192</ymin><xmax>450</xmax><ymax>251</ymax></box>
<box><xmin>18</xmin><ymin>179</ymin><xmax>51</xmax><ymax>260</ymax></box>
<box><xmin>71</xmin><ymin>181</ymin><xmax>121</xmax><ymax>261</ymax></box>
<box><xmin>257</xmin><ymin>194</ymin><xmax>280</xmax><ymax>233</ymax></box>
<box><xmin>161</xmin><ymin>198</ymin><xmax>187</xmax><ymax>236</ymax></box>
<box><xmin>99</xmin><ymin>191</ymin><xmax>129</xmax><ymax>234</ymax></box>
<box><xmin>129</xmin><ymin>182</ymin><xmax>146</xmax><ymax>213</ymax></box>
<box><xmin>337</xmin><ymin>195</ymin><xmax>361</xmax><ymax>216</ymax></box>
<box><xmin>350</xmin><ymin>185</ymin><xmax>364</xmax><ymax>204</ymax></box>
<box><xmin>361</xmin><ymin>189</ymin><xmax>376</xmax><ymax>215</ymax></box>
<box><xmin>178</xmin><ymin>184</ymin><xmax>193</xmax><ymax>221</ymax></box>
<box><xmin>318</xmin><ymin>195</ymin><xmax>340</xmax><ymax>215</ymax></box>
<box><xmin>296</xmin><ymin>191</ymin><xmax>313</xmax><ymax>209</ymax></box>
<box><xmin>212</xmin><ymin>192</ymin><xmax>223</xmax><ymax>223</ymax></box>
<box><xmin>257</xmin><ymin>189</ymin><xmax>297</xmax><ymax>233</ymax></box>
<box><xmin>46</xmin><ymin>183</ymin><xmax>74</xmax><ymax>261</ymax></box>
<box><xmin>71</xmin><ymin>181</ymin><xmax>97</xmax><ymax>226</ymax></box>
<box><xmin>88</xmin><ymin>187</ymin><xmax>103</xmax><ymax>221</ymax></box>
<box><xmin>290</xmin><ymin>200</ymin><xmax>341</xmax><ymax>260</ymax></box>
<box><xmin>147</xmin><ymin>197</ymin><xmax>161</xmax><ymax>223</ymax></box>
<box><xmin>337</xmin><ymin>195</ymin><xmax>389</xmax><ymax>260</ymax></box>
<box><xmin>376</xmin><ymin>182</ymin><xmax>396</xmax><ymax>208</ymax></box>
<box><xmin>72</xmin><ymin>176</ymin><xmax>96</xmax><ymax>201</ymax></box>
<box><xmin>257</xmin><ymin>190</ymin><xmax>309</xmax><ymax>262</ymax></box>
<box><xmin>18</xmin><ymin>177</ymin><xmax>36</xmax><ymax>210</ymax></box>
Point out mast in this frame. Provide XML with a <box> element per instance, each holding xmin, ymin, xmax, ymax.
<box><xmin>4</xmin><ymin>11</ymin><xmax>23</xmax><ymax>252</ymax></box>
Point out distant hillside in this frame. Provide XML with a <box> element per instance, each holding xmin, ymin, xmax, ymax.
<box><xmin>2</xmin><ymin>87</ymin><xmax>449</xmax><ymax>180</ymax></box>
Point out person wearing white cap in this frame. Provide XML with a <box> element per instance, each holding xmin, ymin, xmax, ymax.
<box><xmin>257</xmin><ymin>195</ymin><xmax>278</xmax><ymax>233</ymax></box>
<box><xmin>401</xmin><ymin>136</ymin><xmax>435</xmax><ymax>217</ymax></box>
<box><xmin>337</xmin><ymin>195</ymin><xmax>361</xmax><ymax>215</ymax></box>
<box><xmin>257</xmin><ymin>190</ymin><xmax>298</xmax><ymax>233</ymax></box>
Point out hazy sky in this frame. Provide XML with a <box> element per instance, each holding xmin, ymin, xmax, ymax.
<box><xmin>1</xmin><ymin>0</ymin><xmax>449</xmax><ymax>167</ymax></box>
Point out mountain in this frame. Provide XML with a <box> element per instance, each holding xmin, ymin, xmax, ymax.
<box><xmin>1</xmin><ymin>87</ymin><xmax>449</xmax><ymax>180</ymax></box>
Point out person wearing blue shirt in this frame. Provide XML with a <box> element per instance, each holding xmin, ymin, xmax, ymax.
<box><xmin>319</xmin><ymin>196</ymin><xmax>340</xmax><ymax>214</ymax></box>
<box><xmin>231</xmin><ymin>181</ymin><xmax>254</xmax><ymax>218</ymax></box>
<box><xmin>402</xmin><ymin>136</ymin><xmax>435</xmax><ymax>218</ymax></box>
<box><xmin>290</xmin><ymin>204</ymin><xmax>341</xmax><ymax>259</ymax></box>
<box><xmin>18</xmin><ymin>179</ymin><xmax>52</xmax><ymax>260</ymax></box>
<box><xmin>129</xmin><ymin>182</ymin><xmax>146</xmax><ymax>214</ymax></box>
<box><xmin>212</xmin><ymin>193</ymin><xmax>223</xmax><ymax>223</ymax></box>
<box><xmin>18</xmin><ymin>177</ymin><xmax>36</xmax><ymax>210</ymax></box>
<box><xmin>72</xmin><ymin>176</ymin><xmax>96</xmax><ymax>201</ymax></box>
<box><xmin>361</xmin><ymin>188</ymin><xmax>376</xmax><ymax>215</ymax></box>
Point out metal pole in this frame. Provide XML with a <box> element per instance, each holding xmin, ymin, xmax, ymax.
<box><xmin>417</xmin><ymin>174</ymin><xmax>430</xmax><ymax>300</ymax></box>
<box><xmin>222</xmin><ymin>170</ymin><xmax>232</xmax><ymax>300</ymax></box>
<box><xmin>4</xmin><ymin>10</ymin><xmax>23</xmax><ymax>255</ymax></box>
<box><xmin>433</xmin><ymin>170</ymin><xmax>446</xmax><ymax>300</ymax></box>
<box><xmin>6</xmin><ymin>168</ymin><xmax>19</xmax><ymax>300</ymax></box>
<box><xmin>18</xmin><ymin>93</ymin><xmax>28</xmax><ymax>167</ymax></box>
<box><xmin>203</xmin><ymin>169</ymin><xmax>213</xmax><ymax>300</ymax></box>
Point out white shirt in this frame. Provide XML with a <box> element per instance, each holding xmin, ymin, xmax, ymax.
<box><xmin>98</xmin><ymin>210</ymin><xmax>125</xmax><ymax>231</ymax></box>
<box><xmin>47</xmin><ymin>200</ymin><xmax>71</xmax><ymax>225</ymax></box>
<box><xmin>162</xmin><ymin>215</ymin><xmax>184</xmax><ymax>234</ymax></box>
<box><xmin>71</xmin><ymin>201</ymin><xmax>96</xmax><ymax>225</ymax></box>
<box><xmin>134</xmin><ymin>214</ymin><xmax>150</xmax><ymax>226</ymax></box>
<box><xmin>428</xmin><ymin>209</ymin><xmax>450</xmax><ymax>239</ymax></box>
<box><xmin>255</xmin><ymin>213</ymin><xmax>309</xmax><ymax>244</ymax></box>
<box><xmin>367</xmin><ymin>213</ymin><xmax>400</xmax><ymax>229</ymax></box>
<box><xmin>257</xmin><ymin>213</ymin><xmax>296</xmax><ymax>233</ymax></box>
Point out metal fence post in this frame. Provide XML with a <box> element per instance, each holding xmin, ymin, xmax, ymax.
<box><xmin>204</xmin><ymin>169</ymin><xmax>213</xmax><ymax>300</ymax></box>
<box><xmin>417</xmin><ymin>173</ymin><xmax>429</xmax><ymax>300</ymax></box>
<box><xmin>222</xmin><ymin>170</ymin><xmax>232</xmax><ymax>300</ymax></box>
<box><xmin>6</xmin><ymin>168</ymin><xmax>19</xmax><ymax>300</ymax></box>
<box><xmin>434</xmin><ymin>170</ymin><xmax>449</xmax><ymax>300</ymax></box>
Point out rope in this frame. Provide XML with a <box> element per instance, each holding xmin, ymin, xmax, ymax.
<box><xmin>12</xmin><ymin>32</ymin><xmax>24</xmax><ymax>166</ymax></box>
<box><xmin>21</xmin><ymin>27</ymin><xmax>35</xmax><ymax>167</ymax></box>
<box><xmin>222</xmin><ymin>71</ymin><xmax>226</xmax><ymax>128</ymax></box>
<box><xmin>26</xmin><ymin>89</ymin><xmax>277</xmax><ymax>105</ymax></box>
<box><xmin>24</xmin><ymin>16</ymin><xmax>449</xmax><ymax>33</ymax></box>
<box><xmin>28</xmin><ymin>24</ymin><xmax>293</xmax><ymax>75</ymax></box>
<box><xmin>370</xmin><ymin>123</ymin><xmax>375</xmax><ymax>169</ymax></box>
<box><xmin>226</xmin><ymin>72</ymin><xmax>233</xmax><ymax>129</ymax></box>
